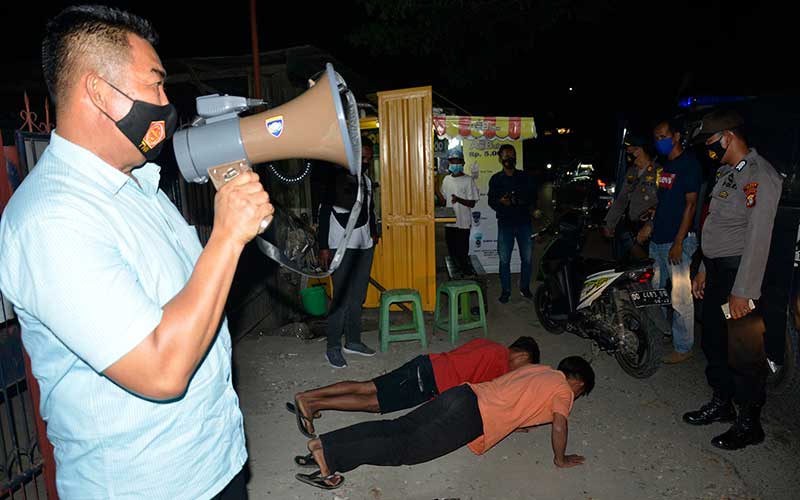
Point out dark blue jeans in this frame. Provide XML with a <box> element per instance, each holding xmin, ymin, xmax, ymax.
<box><xmin>497</xmin><ymin>222</ymin><xmax>533</xmax><ymax>293</ymax></box>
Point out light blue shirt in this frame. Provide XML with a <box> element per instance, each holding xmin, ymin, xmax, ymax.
<box><xmin>0</xmin><ymin>132</ymin><xmax>246</xmax><ymax>499</ymax></box>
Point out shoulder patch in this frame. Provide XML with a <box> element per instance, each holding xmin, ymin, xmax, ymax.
<box><xmin>743</xmin><ymin>182</ymin><xmax>758</xmax><ymax>208</ymax></box>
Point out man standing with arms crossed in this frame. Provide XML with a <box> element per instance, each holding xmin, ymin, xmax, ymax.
<box><xmin>686</xmin><ymin>109</ymin><xmax>783</xmax><ymax>450</ymax></box>
<box><xmin>0</xmin><ymin>6</ymin><xmax>273</xmax><ymax>498</ymax></box>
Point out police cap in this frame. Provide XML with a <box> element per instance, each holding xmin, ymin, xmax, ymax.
<box><xmin>690</xmin><ymin>109</ymin><xmax>744</xmax><ymax>144</ymax></box>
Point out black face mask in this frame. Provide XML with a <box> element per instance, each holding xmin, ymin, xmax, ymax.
<box><xmin>100</xmin><ymin>77</ymin><xmax>178</xmax><ymax>162</ymax></box>
<box><xmin>705</xmin><ymin>134</ymin><xmax>728</xmax><ymax>163</ymax></box>
<box><xmin>502</xmin><ymin>157</ymin><xmax>517</xmax><ymax>169</ymax></box>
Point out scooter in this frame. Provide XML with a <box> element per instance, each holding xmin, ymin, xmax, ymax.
<box><xmin>533</xmin><ymin>209</ymin><xmax>670</xmax><ymax>378</ymax></box>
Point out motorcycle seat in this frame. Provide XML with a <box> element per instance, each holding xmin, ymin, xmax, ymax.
<box><xmin>617</xmin><ymin>258</ymin><xmax>655</xmax><ymax>272</ymax></box>
<box><xmin>582</xmin><ymin>258</ymin><xmax>654</xmax><ymax>276</ymax></box>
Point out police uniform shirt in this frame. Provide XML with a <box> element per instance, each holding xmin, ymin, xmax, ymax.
<box><xmin>701</xmin><ymin>148</ymin><xmax>784</xmax><ymax>299</ymax></box>
<box><xmin>604</xmin><ymin>162</ymin><xmax>659</xmax><ymax>230</ymax></box>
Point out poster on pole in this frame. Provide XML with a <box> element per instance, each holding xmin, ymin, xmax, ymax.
<box><xmin>434</xmin><ymin>115</ymin><xmax>536</xmax><ymax>274</ymax></box>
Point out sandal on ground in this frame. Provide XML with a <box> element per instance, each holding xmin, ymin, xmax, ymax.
<box><xmin>294</xmin><ymin>452</ymin><xmax>318</xmax><ymax>468</ymax></box>
<box><xmin>295</xmin><ymin>470</ymin><xmax>344</xmax><ymax>490</ymax></box>
<box><xmin>285</xmin><ymin>401</ymin><xmax>321</xmax><ymax>419</ymax></box>
<box><xmin>293</xmin><ymin>397</ymin><xmax>316</xmax><ymax>438</ymax></box>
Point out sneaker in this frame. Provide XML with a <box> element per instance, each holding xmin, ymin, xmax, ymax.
<box><xmin>343</xmin><ymin>342</ymin><xmax>376</xmax><ymax>357</ymax></box>
<box><xmin>326</xmin><ymin>348</ymin><xmax>347</xmax><ymax>368</ymax></box>
<box><xmin>662</xmin><ymin>350</ymin><xmax>693</xmax><ymax>364</ymax></box>
<box><xmin>520</xmin><ymin>288</ymin><xmax>533</xmax><ymax>299</ymax></box>
<box><xmin>499</xmin><ymin>291</ymin><xmax>510</xmax><ymax>304</ymax></box>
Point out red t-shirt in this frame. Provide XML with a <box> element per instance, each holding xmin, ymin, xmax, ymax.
<box><xmin>428</xmin><ymin>338</ymin><xmax>510</xmax><ymax>393</ymax></box>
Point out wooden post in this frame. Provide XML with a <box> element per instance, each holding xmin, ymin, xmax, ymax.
<box><xmin>250</xmin><ymin>0</ymin><xmax>262</xmax><ymax>99</ymax></box>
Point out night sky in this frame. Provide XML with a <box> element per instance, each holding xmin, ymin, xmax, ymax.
<box><xmin>1</xmin><ymin>1</ymin><xmax>793</xmax><ymax>176</ymax></box>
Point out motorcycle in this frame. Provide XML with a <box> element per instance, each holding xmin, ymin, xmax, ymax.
<box><xmin>533</xmin><ymin>209</ymin><xmax>670</xmax><ymax>378</ymax></box>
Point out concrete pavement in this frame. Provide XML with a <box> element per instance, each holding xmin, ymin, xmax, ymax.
<box><xmin>233</xmin><ymin>274</ymin><xmax>800</xmax><ymax>500</ymax></box>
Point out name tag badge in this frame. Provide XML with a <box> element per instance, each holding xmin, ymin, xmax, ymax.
<box><xmin>658</xmin><ymin>172</ymin><xmax>676</xmax><ymax>189</ymax></box>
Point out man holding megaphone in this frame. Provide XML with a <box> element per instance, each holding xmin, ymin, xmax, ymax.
<box><xmin>0</xmin><ymin>5</ymin><xmax>271</xmax><ymax>499</ymax></box>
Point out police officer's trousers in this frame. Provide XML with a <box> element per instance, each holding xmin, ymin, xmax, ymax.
<box><xmin>701</xmin><ymin>256</ymin><xmax>766</xmax><ymax>406</ymax></box>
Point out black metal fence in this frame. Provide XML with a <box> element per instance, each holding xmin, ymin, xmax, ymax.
<box><xmin>0</xmin><ymin>295</ymin><xmax>46</xmax><ymax>499</ymax></box>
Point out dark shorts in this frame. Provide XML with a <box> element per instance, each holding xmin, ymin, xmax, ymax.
<box><xmin>372</xmin><ymin>355</ymin><xmax>438</xmax><ymax>414</ymax></box>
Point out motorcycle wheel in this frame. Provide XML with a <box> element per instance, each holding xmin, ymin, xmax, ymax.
<box><xmin>766</xmin><ymin>307</ymin><xmax>800</xmax><ymax>398</ymax></box>
<box><xmin>534</xmin><ymin>283</ymin><xmax>565</xmax><ymax>334</ymax></box>
<box><xmin>614</xmin><ymin>301</ymin><xmax>660</xmax><ymax>378</ymax></box>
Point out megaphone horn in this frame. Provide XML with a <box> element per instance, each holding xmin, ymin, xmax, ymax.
<box><xmin>173</xmin><ymin>63</ymin><xmax>361</xmax><ymax>186</ymax></box>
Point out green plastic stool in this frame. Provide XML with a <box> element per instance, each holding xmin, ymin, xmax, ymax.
<box><xmin>434</xmin><ymin>280</ymin><xmax>488</xmax><ymax>343</ymax></box>
<box><xmin>379</xmin><ymin>288</ymin><xmax>427</xmax><ymax>352</ymax></box>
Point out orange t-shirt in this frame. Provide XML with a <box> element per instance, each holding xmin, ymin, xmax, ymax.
<box><xmin>467</xmin><ymin>364</ymin><xmax>574</xmax><ymax>455</ymax></box>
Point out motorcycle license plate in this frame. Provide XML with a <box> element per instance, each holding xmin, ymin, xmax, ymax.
<box><xmin>630</xmin><ymin>289</ymin><xmax>671</xmax><ymax>308</ymax></box>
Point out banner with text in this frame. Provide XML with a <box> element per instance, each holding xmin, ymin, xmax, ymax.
<box><xmin>464</xmin><ymin>137</ymin><xmax>524</xmax><ymax>274</ymax></box>
<box><xmin>434</xmin><ymin>115</ymin><xmax>536</xmax><ymax>274</ymax></box>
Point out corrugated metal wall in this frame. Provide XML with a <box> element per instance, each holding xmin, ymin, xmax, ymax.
<box><xmin>365</xmin><ymin>86</ymin><xmax>435</xmax><ymax>311</ymax></box>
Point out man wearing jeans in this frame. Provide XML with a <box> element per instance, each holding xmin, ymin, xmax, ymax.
<box><xmin>487</xmin><ymin>144</ymin><xmax>537</xmax><ymax>303</ymax></box>
<box><xmin>650</xmin><ymin>119</ymin><xmax>702</xmax><ymax>364</ymax></box>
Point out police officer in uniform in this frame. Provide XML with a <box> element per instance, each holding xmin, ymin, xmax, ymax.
<box><xmin>602</xmin><ymin>134</ymin><xmax>659</xmax><ymax>260</ymax></box>
<box><xmin>685</xmin><ymin>109</ymin><xmax>784</xmax><ymax>450</ymax></box>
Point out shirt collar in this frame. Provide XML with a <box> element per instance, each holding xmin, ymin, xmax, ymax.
<box><xmin>48</xmin><ymin>131</ymin><xmax>161</xmax><ymax>196</ymax></box>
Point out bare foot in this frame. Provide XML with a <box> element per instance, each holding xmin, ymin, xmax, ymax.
<box><xmin>308</xmin><ymin>438</ymin><xmax>341</xmax><ymax>486</ymax></box>
<box><xmin>295</xmin><ymin>396</ymin><xmax>316</xmax><ymax>435</ymax></box>
<box><xmin>294</xmin><ymin>393</ymin><xmax>322</xmax><ymax>419</ymax></box>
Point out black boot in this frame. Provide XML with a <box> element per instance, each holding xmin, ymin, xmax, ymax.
<box><xmin>682</xmin><ymin>394</ymin><xmax>737</xmax><ymax>425</ymax></box>
<box><xmin>711</xmin><ymin>403</ymin><xmax>765</xmax><ymax>450</ymax></box>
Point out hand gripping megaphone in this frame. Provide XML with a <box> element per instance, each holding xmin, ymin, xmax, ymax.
<box><xmin>172</xmin><ymin>63</ymin><xmax>363</xmax><ymax>277</ymax></box>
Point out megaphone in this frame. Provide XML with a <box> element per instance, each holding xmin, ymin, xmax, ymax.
<box><xmin>172</xmin><ymin>63</ymin><xmax>363</xmax><ymax>277</ymax></box>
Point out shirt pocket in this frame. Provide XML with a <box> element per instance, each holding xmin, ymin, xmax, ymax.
<box><xmin>711</xmin><ymin>183</ymin><xmax>734</xmax><ymax>202</ymax></box>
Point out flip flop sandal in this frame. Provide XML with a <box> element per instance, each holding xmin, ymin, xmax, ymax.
<box><xmin>285</xmin><ymin>402</ymin><xmax>322</xmax><ymax>419</ymax></box>
<box><xmin>295</xmin><ymin>470</ymin><xmax>344</xmax><ymax>490</ymax></box>
<box><xmin>293</xmin><ymin>397</ymin><xmax>316</xmax><ymax>438</ymax></box>
<box><xmin>294</xmin><ymin>452</ymin><xmax>318</xmax><ymax>468</ymax></box>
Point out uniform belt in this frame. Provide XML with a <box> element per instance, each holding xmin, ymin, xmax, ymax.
<box><xmin>703</xmin><ymin>255</ymin><xmax>742</xmax><ymax>272</ymax></box>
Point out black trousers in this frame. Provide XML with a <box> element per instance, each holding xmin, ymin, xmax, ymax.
<box><xmin>702</xmin><ymin>256</ymin><xmax>766</xmax><ymax>406</ymax></box>
<box><xmin>210</xmin><ymin>468</ymin><xmax>247</xmax><ymax>500</ymax></box>
<box><xmin>327</xmin><ymin>247</ymin><xmax>374</xmax><ymax>349</ymax></box>
<box><xmin>320</xmin><ymin>384</ymin><xmax>484</xmax><ymax>474</ymax></box>
<box><xmin>445</xmin><ymin>226</ymin><xmax>471</xmax><ymax>268</ymax></box>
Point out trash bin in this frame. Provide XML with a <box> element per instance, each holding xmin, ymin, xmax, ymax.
<box><xmin>300</xmin><ymin>285</ymin><xmax>328</xmax><ymax>316</ymax></box>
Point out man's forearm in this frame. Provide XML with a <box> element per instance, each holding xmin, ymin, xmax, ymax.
<box><xmin>674</xmin><ymin>201</ymin><xmax>696</xmax><ymax>244</ymax></box>
<box><xmin>455</xmin><ymin>196</ymin><xmax>477</xmax><ymax>208</ymax></box>
<box><xmin>551</xmin><ymin>416</ymin><xmax>568</xmax><ymax>463</ymax></box>
<box><xmin>104</xmin><ymin>232</ymin><xmax>245</xmax><ymax>400</ymax></box>
<box><xmin>154</xmin><ymin>234</ymin><xmax>244</xmax><ymax>389</ymax></box>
